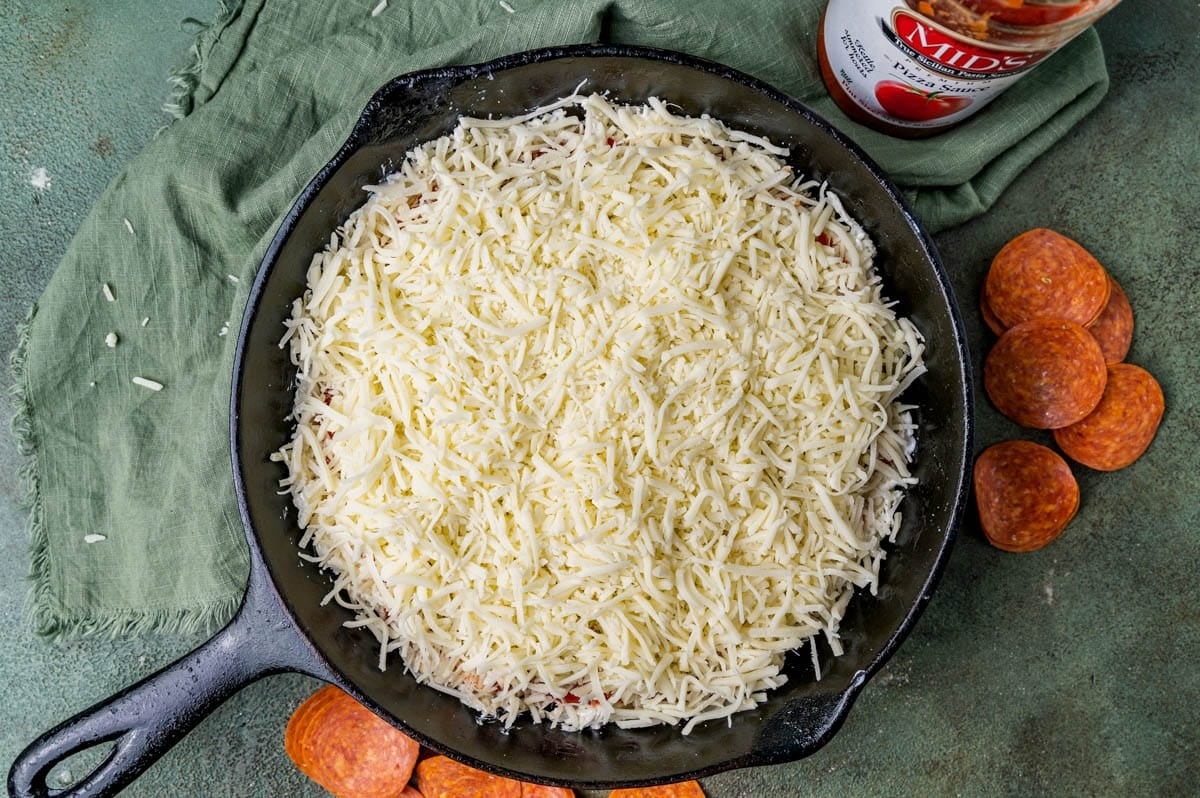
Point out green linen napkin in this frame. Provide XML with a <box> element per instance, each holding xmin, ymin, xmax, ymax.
<box><xmin>13</xmin><ymin>0</ymin><xmax>1110</xmax><ymax>638</ymax></box>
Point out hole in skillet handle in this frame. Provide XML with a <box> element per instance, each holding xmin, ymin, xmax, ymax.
<box><xmin>37</xmin><ymin>742</ymin><xmax>117</xmax><ymax>796</ymax></box>
<box><xmin>6</xmin><ymin>566</ymin><xmax>329</xmax><ymax>798</ymax></box>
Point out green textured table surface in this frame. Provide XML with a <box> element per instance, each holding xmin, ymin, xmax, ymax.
<box><xmin>2</xmin><ymin>3</ymin><xmax>1197</xmax><ymax>797</ymax></box>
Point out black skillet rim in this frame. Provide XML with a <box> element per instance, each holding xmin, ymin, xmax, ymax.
<box><xmin>231</xmin><ymin>41</ymin><xmax>974</xmax><ymax>788</ymax></box>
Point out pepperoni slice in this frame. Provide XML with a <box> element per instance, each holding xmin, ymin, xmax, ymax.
<box><xmin>974</xmin><ymin>441</ymin><xmax>1080</xmax><ymax>553</ymax></box>
<box><xmin>1086</xmin><ymin>275</ymin><xmax>1134</xmax><ymax>364</ymax></box>
<box><xmin>284</xmin><ymin>686</ymin><xmax>421</xmax><ymax>798</ymax></box>
<box><xmin>985</xmin><ymin>229</ymin><xmax>1110</xmax><ymax>328</ymax></box>
<box><xmin>980</xmin><ymin>283</ymin><xmax>1006</xmax><ymax>336</ymax></box>
<box><xmin>414</xmin><ymin>756</ymin><xmax>522</xmax><ymax>798</ymax></box>
<box><xmin>609</xmin><ymin>782</ymin><xmax>706</xmax><ymax>798</ymax></box>
<box><xmin>524</xmin><ymin>785</ymin><xmax>577</xmax><ymax>797</ymax></box>
<box><xmin>1053</xmin><ymin>363</ymin><xmax>1164</xmax><ymax>471</ymax></box>
<box><xmin>984</xmin><ymin>318</ymin><xmax>1107</xmax><ymax>429</ymax></box>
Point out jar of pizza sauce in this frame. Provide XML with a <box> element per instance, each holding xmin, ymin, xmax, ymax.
<box><xmin>817</xmin><ymin>0</ymin><xmax>1123</xmax><ymax>137</ymax></box>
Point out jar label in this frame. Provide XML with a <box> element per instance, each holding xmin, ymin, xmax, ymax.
<box><xmin>822</xmin><ymin>0</ymin><xmax>1056</xmax><ymax>129</ymax></box>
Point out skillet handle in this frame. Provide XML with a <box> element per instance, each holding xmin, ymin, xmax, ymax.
<box><xmin>750</xmin><ymin>676</ymin><xmax>868</xmax><ymax>767</ymax></box>
<box><xmin>7</xmin><ymin>574</ymin><xmax>328</xmax><ymax>798</ymax></box>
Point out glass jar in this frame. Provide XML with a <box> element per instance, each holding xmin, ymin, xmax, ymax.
<box><xmin>817</xmin><ymin>0</ymin><xmax>1123</xmax><ymax>137</ymax></box>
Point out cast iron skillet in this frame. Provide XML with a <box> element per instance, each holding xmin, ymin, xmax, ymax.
<box><xmin>10</xmin><ymin>44</ymin><xmax>972</xmax><ymax>798</ymax></box>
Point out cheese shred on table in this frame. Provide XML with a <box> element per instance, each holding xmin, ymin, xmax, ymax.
<box><xmin>274</xmin><ymin>94</ymin><xmax>925</xmax><ymax>734</ymax></box>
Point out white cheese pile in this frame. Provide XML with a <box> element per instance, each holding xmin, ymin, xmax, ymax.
<box><xmin>274</xmin><ymin>94</ymin><xmax>925</xmax><ymax>734</ymax></box>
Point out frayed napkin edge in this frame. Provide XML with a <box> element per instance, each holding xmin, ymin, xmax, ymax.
<box><xmin>9</xmin><ymin>247</ymin><xmax>242</xmax><ymax>643</ymax></box>
<box><xmin>163</xmin><ymin>0</ymin><xmax>247</xmax><ymax>122</ymax></box>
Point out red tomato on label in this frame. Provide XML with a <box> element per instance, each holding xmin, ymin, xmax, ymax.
<box><xmin>874</xmin><ymin>81</ymin><xmax>972</xmax><ymax>121</ymax></box>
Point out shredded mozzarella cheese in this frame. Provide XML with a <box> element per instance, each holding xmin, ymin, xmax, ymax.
<box><xmin>274</xmin><ymin>94</ymin><xmax>925</xmax><ymax>734</ymax></box>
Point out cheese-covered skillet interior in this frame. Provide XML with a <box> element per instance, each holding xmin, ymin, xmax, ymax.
<box><xmin>9</xmin><ymin>44</ymin><xmax>972</xmax><ymax>798</ymax></box>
